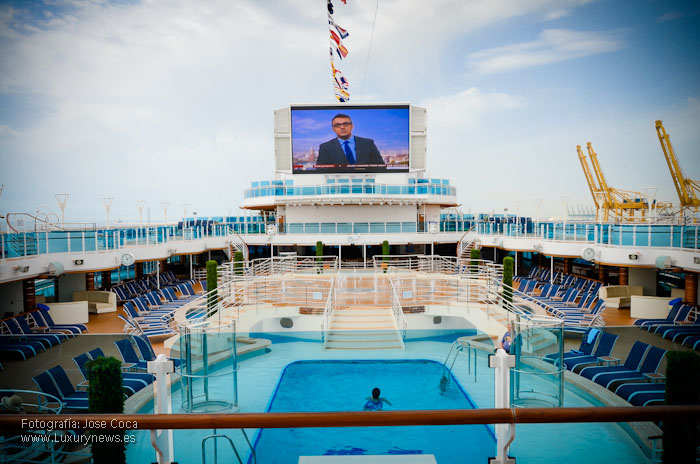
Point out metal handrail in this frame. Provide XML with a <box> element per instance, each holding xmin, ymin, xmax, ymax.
<box><xmin>320</xmin><ymin>277</ymin><xmax>337</xmax><ymax>348</ymax></box>
<box><xmin>388</xmin><ymin>278</ymin><xmax>407</xmax><ymax>347</ymax></box>
<box><xmin>2</xmin><ymin>406</ymin><xmax>698</xmax><ymax>429</ymax></box>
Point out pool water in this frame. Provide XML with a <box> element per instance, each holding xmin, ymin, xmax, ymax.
<box><xmin>127</xmin><ymin>333</ymin><xmax>651</xmax><ymax>464</ymax></box>
<box><xmin>252</xmin><ymin>359</ymin><xmax>495</xmax><ymax>463</ymax></box>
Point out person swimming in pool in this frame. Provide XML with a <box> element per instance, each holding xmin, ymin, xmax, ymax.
<box><xmin>363</xmin><ymin>387</ymin><xmax>392</xmax><ymax>411</ymax></box>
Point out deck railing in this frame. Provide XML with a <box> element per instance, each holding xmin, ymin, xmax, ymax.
<box><xmin>2</xmin><ymin>405</ymin><xmax>697</xmax><ymax>430</ymax></box>
<box><xmin>2</xmin><ymin>218</ymin><xmax>698</xmax><ymax>260</ymax></box>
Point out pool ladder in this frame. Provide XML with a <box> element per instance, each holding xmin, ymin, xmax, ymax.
<box><xmin>442</xmin><ymin>340</ymin><xmax>478</xmax><ymax>384</ymax></box>
<box><xmin>201</xmin><ymin>428</ymin><xmax>256</xmax><ymax>464</ymax></box>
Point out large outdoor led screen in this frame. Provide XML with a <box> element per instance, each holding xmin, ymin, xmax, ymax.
<box><xmin>291</xmin><ymin>104</ymin><xmax>410</xmax><ymax>174</ymax></box>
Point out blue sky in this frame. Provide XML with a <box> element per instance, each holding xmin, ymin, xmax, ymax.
<box><xmin>0</xmin><ymin>0</ymin><xmax>699</xmax><ymax>222</ymax></box>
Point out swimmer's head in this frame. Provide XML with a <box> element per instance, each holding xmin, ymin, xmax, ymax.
<box><xmin>372</xmin><ymin>387</ymin><xmax>380</xmax><ymax>399</ymax></box>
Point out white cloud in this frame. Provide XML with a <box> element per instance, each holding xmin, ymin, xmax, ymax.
<box><xmin>656</xmin><ymin>11</ymin><xmax>684</xmax><ymax>22</ymax></box>
<box><xmin>467</xmin><ymin>28</ymin><xmax>625</xmax><ymax>74</ymax></box>
<box><xmin>421</xmin><ymin>88</ymin><xmax>525</xmax><ymax>128</ymax></box>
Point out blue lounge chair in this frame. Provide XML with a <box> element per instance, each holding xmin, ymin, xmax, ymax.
<box><xmin>660</xmin><ymin>324</ymin><xmax>700</xmax><ymax>342</ymax></box>
<box><xmin>3</xmin><ymin>318</ymin><xmax>62</xmax><ymax>348</ymax></box>
<box><xmin>114</xmin><ymin>338</ymin><xmax>149</xmax><ymax>370</ymax></box>
<box><xmin>15</xmin><ymin>314</ymin><xmax>71</xmax><ymax>340</ymax></box>
<box><xmin>0</xmin><ymin>336</ymin><xmax>45</xmax><ymax>360</ymax></box>
<box><xmin>33</xmin><ymin>371</ymin><xmax>88</xmax><ymax>410</ymax></box>
<box><xmin>544</xmin><ymin>328</ymin><xmax>600</xmax><ymax>364</ymax></box>
<box><xmin>133</xmin><ymin>335</ymin><xmax>181</xmax><ymax>368</ymax></box>
<box><xmin>73</xmin><ymin>353</ymin><xmax>151</xmax><ymax>397</ymax></box>
<box><xmin>592</xmin><ymin>346</ymin><xmax>667</xmax><ymax>389</ymax></box>
<box><xmin>566</xmin><ymin>331</ymin><xmax>619</xmax><ymax>372</ymax></box>
<box><xmin>645</xmin><ymin>305</ymin><xmax>693</xmax><ymax>332</ymax></box>
<box><xmin>634</xmin><ymin>299</ymin><xmax>683</xmax><ymax>327</ymax></box>
<box><xmin>579</xmin><ymin>341</ymin><xmax>650</xmax><ymax>382</ymax></box>
<box><xmin>36</xmin><ymin>304</ymin><xmax>88</xmax><ymax>333</ymax></box>
<box><xmin>614</xmin><ymin>382</ymin><xmax>666</xmax><ymax>406</ymax></box>
<box><xmin>48</xmin><ymin>366</ymin><xmax>88</xmax><ymax>400</ymax></box>
<box><xmin>681</xmin><ymin>336</ymin><xmax>700</xmax><ymax>351</ymax></box>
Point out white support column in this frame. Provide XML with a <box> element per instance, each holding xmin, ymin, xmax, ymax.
<box><xmin>550</xmin><ymin>256</ymin><xmax>554</xmax><ymax>284</ymax></box>
<box><xmin>148</xmin><ymin>354</ymin><xmax>175</xmax><ymax>464</ymax></box>
<box><xmin>489</xmin><ymin>348</ymin><xmax>516</xmax><ymax>464</ymax></box>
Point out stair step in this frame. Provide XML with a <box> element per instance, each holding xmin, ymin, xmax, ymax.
<box><xmin>328</xmin><ymin>331</ymin><xmax>399</xmax><ymax>336</ymax></box>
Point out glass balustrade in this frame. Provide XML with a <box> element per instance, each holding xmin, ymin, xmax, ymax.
<box><xmin>2</xmin><ymin>220</ymin><xmax>698</xmax><ymax>259</ymax></box>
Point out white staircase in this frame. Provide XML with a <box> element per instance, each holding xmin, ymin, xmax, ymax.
<box><xmin>324</xmin><ymin>306</ymin><xmax>404</xmax><ymax>350</ymax></box>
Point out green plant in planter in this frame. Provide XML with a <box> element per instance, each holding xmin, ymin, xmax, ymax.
<box><xmin>382</xmin><ymin>240</ymin><xmax>390</xmax><ymax>273</ymax></box>
<box><xmin>502</xmin><ymin>256</ymin><xmax>514</xmax><ymax>304</ymax></box>
<box><xmin>662</xmin><ymin>350</ymin><xmax>699</xmax><ymax>464</ymax></box>
<box><xmin>233</xmin><ymin>250</ymin><xmax>244</xmax><ymax>275</ymax></box>
<box><xmin>316</xmin><ymin>241</ymin><xmax>324</xmax><ymax>274</ymax></box>
<box><xmin>86</xmin><ymin>356</ymin><xmax>125</xmax><ymax>463</ymax></box>
<box><xmin>470</xmin><ymin>248</ymin><xmax>481</xmax><ymax>273</ymax></box>
<box><xmin>206</xmin><ymin>260</ymin><xmax>218</xmax><ymax>312</ymax></box>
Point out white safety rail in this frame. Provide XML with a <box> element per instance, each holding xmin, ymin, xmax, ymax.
<box><xmin>249</xmin><ymin>256</ymin><xmax>339</xmax><ymax>276</ymax></box>
<box><xmin>320</xmin><ymin>277</ymin><xmax>337</xmax><ymax>349</ymax></box>
<box><xmin>372</xmin><ymin>255</ymin><xmax>503</xmax><ymax>278</ymax></box>
<box><xmin>168</xmin><ymin>255</ymin><xmax>589</xmax><ymax>340</ymax></box>
<box><xmin>388</xmin><ymin>279</ymin><xmax>407</xmax><ymax>348</ymax></box>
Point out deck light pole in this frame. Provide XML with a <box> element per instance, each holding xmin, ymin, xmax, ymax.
<box><xmin>135</xmin><ymin>200</ymin><xmax>147</xmax><ymax>227</ymax></box>
<box><xmin>55</xmin><ymin>193</ymin><xmax>69</xmax><ymax>228</ymax></box>
<box><xmin>100</xmin><ymin>197</ymin><xmax>113</xmax><ymax>229</ymax></box>
<box><xmin>182</xmin><ymin>203</ymin><xmax>190</xmax><ymax>230</ymax></box>
<box><xmin>560</xmin><ymin>195</ymin><xmax>570</xmax><ymax>240</ymax></box>
<box><xmin>533</xmin><ymin>198</ymin><xmax>543</xmax><ymax>235</ymax></box>
<box><xmin>643</xmin><ymin>187</ymin><xmax>657</xmax><ymax>223</ymax></box>
<box><xmin>161</xmin><ymin>202</ymin><xmax>170</xmax><ymax>225</ymax></box>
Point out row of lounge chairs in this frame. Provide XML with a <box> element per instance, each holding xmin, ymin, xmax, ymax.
<box><xmin>516</xmin><ymin>273</ymin><xmax>605</xmax><ymax>329</ymax></box>
<box><xmin>119</xmin><ymin>283</ymin><xmax>202</xmax><ymax>338</ymax></box>
<box><xmin>0</xmin><ymin>307</ymin><xmax>87</xmax><ymax>360</ymax></box>
<box><xmin>31</xmin><ymin>336</ymin><xmax>178</xmax><ymax>411</ymax></box>
<box><xmin>515</xmin><ymin>266</ymin><xmax>601</xmax><ymax>295</ymax></box>
<box><xmin>634</xmin><ymin>300</ymin><xmax>700</xmax><ymax>351</ymax></box>
<box><xmin>545</xmin><ymin>330</ymin><xmax>668</xmax><ymax>406</ymax></box>
<box><xmin>112</xmin><ymin>270</ymin><xmax>195</xmax><ymax>303</ymax></box>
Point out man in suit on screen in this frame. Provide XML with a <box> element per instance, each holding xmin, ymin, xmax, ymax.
<box><xmin>316</xmin><ymin>114</ymin><xmax>385</xmax><ymax>166</ymax></box>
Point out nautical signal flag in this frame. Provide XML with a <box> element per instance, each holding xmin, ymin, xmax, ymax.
<box><xmin>328</xmin><ymin>13</ymin><xmax>349</xmax><ymax>39</ymax></box>
<box><xmin>327</xmin><ymin>0</ymin><xmax>349</xmax><ymax>101</ymax></box>
<box><xmin>329</xmin><ymin>29</ymin><xmax>348</xmax><ymax>59</ymax></box>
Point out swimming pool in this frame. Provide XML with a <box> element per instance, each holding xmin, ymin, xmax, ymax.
<box><xmin>253</xmin><ymin>359</ymin><xmax>495</xmax><ymax>462</ymax></box>
<box><xmin>128</xmin><ymin>331</ymin><xmax>651</xmax><ymax>463</ymax></box>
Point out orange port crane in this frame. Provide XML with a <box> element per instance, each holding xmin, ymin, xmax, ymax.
<box><xmin>655</xmin><ymin>120</ymin><xmax>700</xmax><ymax>219</ymax></box>
<box><xmin>576</xmin><ymin>142</ymin><xmax>649</xmax><ymax>221</ymax></box>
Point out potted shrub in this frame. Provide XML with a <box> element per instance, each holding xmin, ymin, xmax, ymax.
<box><xmin>382</xmin><ymin>240</ymin><xmax>390</xmax><ymax>272</ymax></box>
<box><xmin>316</xmin><ymin>241</ymin><xmax>324</xmax><ymax>274</ymax></box>
<box><xmin>206</xmin><ymin>259</ymin><xmax>218</xmax><ymax>313</ymax></box>
<box><xmin>87</xmin><ymin>356</ymin><xmax>126</xmax><ymax>463</ymax></box>
<box><xmin>662</xmin><ymin>350</ymin><xmax>699</xmax><ymax>463</ymax></box>
<box><xmin>470</xmin><ymin>248</ymin><xmax>481</xmax><ymax>273</ymax></box>
<box><xmin>502</xmin><ymin>256</ymin><xmax>514</xmax><ymax>304</ymax></box>
<box><xmin>233</xmin><ymin>250</ymin><xmax>244</xmax><ymax>275</ymax></box>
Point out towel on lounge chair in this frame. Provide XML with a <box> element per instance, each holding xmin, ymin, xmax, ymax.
<box><xmin>587</xmin><ymin>328</ymin><xmax>600</xmax><ymax>345</ymax></box>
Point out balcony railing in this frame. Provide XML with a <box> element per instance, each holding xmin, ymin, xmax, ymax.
<box><xmin>244</xmin><ymin>181</ymin><xmax>457</xmax><ymax>199</ymax></box>
<box><xmin>474</xmin><ymin>221</ymin><xmax>700</xmax><ymax>250</ymax></box>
